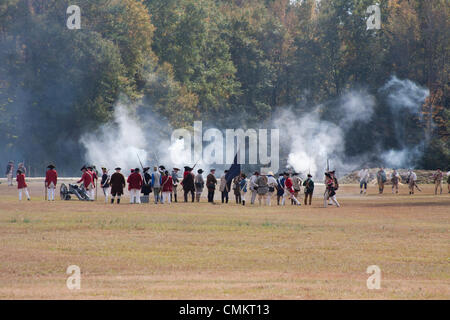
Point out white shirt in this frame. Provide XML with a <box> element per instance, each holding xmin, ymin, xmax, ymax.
<box><xmin>358</xmin><ymin>169</ymin><xmax>370</xmax><ymax>183</ymax></box>
<box><xmin>249</xmin><ymin>175</ymin><xmax>258</xmax><ymax>190</ymax></box>
<box><xmin>267</xmin><ymin>176</ymin><xmax>277</xmax><ymax>188</ymax></box>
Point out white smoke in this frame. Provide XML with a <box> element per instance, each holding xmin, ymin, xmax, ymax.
<box><xmin>381</xmin><ymin>76</ymin><xmax>429</xmax><ymax>116</ymax></box>
<box><xmin>380</xmin><ymin>147</ymin><xmax>421</xmax><ymax>169</ymax></box>
<box><xmin>277</xmin><ymin>90</ymin><xmax>375</xmax><ymax>178</ymax></box>
<box><xmin>80</xmin><ymin>77</ymin><xmax>430</xmax><ymax>178</ymax></box>
<box><xmin>278</xmin><ymin>77</ymin><xmax>429</xmax><ymax>178</ymax></box>
<box><xmin>80</xmin><ymin>104</ymin><xmax>148</xmax><ymax>171</ymax></box>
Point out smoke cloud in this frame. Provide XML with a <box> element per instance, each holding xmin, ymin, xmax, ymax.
<box><xmin>80</xmin><ymin>104</ymin><xmax>148</xmax><ymax>171</ymax></box>
<box><xmin>80</xmin><ymin>77</ymin><xmax>430</xmax><ymax>179</ymax></box>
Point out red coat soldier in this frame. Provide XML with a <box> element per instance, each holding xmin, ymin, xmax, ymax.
<box><xmin>16</xmin><ymin>169</ymin><xmax>30</xmax><ymax>201</ymax></box>
<box><xmin>127</xmin><ymin>168</ymin><xmax>143</xmax><ymax>204</ymax></box>
<box><xmin>77</xmin><ymin>166</ymin><xmax>94</xmax><ymax>201</ymax></box>
<box><xmin>45</xmin><ymin>164</ymin><xmax>58</xmax><ymax>201</ymax></box>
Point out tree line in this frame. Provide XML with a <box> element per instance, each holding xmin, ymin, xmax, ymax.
<box><xmin>0</xmin><ymin>0</ymin><xmax>448</xmax><ymax>174</ymax></box>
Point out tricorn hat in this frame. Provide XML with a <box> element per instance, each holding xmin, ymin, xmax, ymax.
<box><xmin>81</xmin><ymin>165</ymin><xmax>87</xmax><ymax>171</ymax></box>
<box><xmin>307</xmin><ymin>174</ymin><xmax>312</xmax><ymax>177</ymax></box>
<box><xmin>135</xmin><ymin>168</ymin><xmax>140</xmax><ymax>172</ymax></box>
<box><xmin>47</xmin><ymin>164</ymin><xmax>55</xmax><ymax>169</ymax></box>
<box><xmin>198</xmin><ymin>169</ymin><xmax>204</xmax><ymax>174</ymax></box>
<box><xmin>159</xmin><ymin>165</ymin><xmax>166</xmax><ymax>170</ymax></box>
<box><xmin>184</xmin><ymin>166</ymin><xmax>193</xmax><ymax>171</ymax></box>
<box><xmin>173</xmin><ymin>167</ymin><xmax>180</xmax><ymax>171</ymax></box>
<box><xmin>115</xmin><ymin>167</ymin><xmax>121</xmax><ymax>170</ymax></box>
<box><xmin>143</xmin><ymin>167</ymin><xmax>150</xmax><ymax>172</ymax></box>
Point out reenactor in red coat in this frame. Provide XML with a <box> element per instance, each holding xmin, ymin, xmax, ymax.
<box><xmin>282</xmin><ymin>172</ymin><xmax>301</xmax><ymax>206</ymax></box>
<box><xmin>77</xmin><ymin>166</ymin><xmax>94</xmax><ymax>201</ymax></box>
<box><xmin>161</xmin><ymin>171</ymin><xmax>173</xmax><ymax>204</ymax></box>
<box><xmin>87</xmin><ymin>165</ymin><xmax>98</xmax><ymax>200</ymax></box>
<box><xmin>45</xmin><ymin>164</ymin><xmax>58</xmax><ymax>201</ymax></box>
<box><xmin>127</xmin><ymin>168</ymin><xmax>143</xmax><ymax>204</ymax></box>
<box><xmin>16</xmin><ymin>169</ymin><xmax>30</xmax><ymax>201</ymax></box>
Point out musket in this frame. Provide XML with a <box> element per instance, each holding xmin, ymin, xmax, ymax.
<box><xmin>191</xmin><ymin>159</ymin><xmax>200</xmax><ymax>170</ymax></box>
<box><xmin>137</xmin><ymin>153</ymin><xmax>145</xmax><ymax>171</ymax></box>
<box><xmin>414</xmin><ymin>182</ymin><xmax>422</xmax><ymax>192</ymax></box>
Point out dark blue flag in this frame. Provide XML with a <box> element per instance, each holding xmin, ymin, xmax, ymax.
<box><xmin>225</xmin><ymin>153</ymin><xmax>241</xmax><ymax>184</ymax></box>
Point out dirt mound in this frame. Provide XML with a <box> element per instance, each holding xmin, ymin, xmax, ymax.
<box><xmin>340</xmin><ymin>168</ymin><xmax>448</xmax><ymax>184</ymax></box>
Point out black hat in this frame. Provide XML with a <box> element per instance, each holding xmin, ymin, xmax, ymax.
<box><xmin>135</xmin><ymin>168</ymin><xmax>140</xmax><ymax>172</ymax></box>
<box><xmin>198</xmin><ymin>169</ymin><xmax>204</xmax><ymax>174</ymax></box>
<box><xmin>115</xmin><ymin>167</ymin><xmax>121</xmax><ymax>171</ymax></box>
<box><xmin>184</xmin><ymin>166</ymin><xmax>193</xmax><ymax>171</ymax></box>
<box><xmin>47</xmin><ymin>164</ymin><xmax>55</xmax><ymax>169</ymax></box>
<box><xmin>81</xmin><ymin>165</ymin><xmax>87</xmax><ymax>171</ymax></box>
<box><xmin>224</xmin><ymin>170</ymin><xmax>229</xmax><ymax>173</ymax></box>
<box><xmin>307</xmin><ymin>174</ymin><xmax>312</xmax><ymax>177</ymax></box>
<box><xmin>159</xmin><ymin>165</ymin><xmax>165</xmax><ymax>170</ymax></box>
<box><xmin>87</xmin><ymin>166</ymin><xmax>93</xmax><ymax>170</ymax></box>
<box><xmin>143</xmin><ymin>167</ymin><xmax>150</xmax><ymax>172</ymax></box>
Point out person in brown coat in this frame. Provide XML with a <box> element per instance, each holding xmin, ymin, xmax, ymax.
<box><xmin>206</xmin><ymin>169</ymin><xmax>218</xmax><ymax>203</ymax></box>
<box><xmin>110</xmin><ymin>167</ymin><xmax>126</xmax><ymax>204</ymax></box>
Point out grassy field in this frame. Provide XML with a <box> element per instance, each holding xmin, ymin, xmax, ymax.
<box><xmin>0</xmin><ymin>179</ymin><xmax>448</xmax><ymax>299</ymax></box>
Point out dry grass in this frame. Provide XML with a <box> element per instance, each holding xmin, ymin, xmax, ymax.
<box><xmin>0</xmin><ymin>180</ymin><xmax>448</xmax><ymax>299</ymax></box>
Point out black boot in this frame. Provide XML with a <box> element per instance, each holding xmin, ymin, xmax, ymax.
<box><xmin>117</xmin><ymin>198</ymin><xmax>120</xmax><ymax>204</ymax></box>
<box><xmin>111</xmin><ymin>198</ymin><xmax>114</xmax><ymax>204</ymax></box>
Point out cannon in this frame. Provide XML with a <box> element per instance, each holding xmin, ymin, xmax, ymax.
<box><xmin>60</xmin><ymin>183</ymin><xmax>90</xmax><ymax>201</ymax></box>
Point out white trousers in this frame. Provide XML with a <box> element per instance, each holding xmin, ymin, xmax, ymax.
<box><xmin>7</xmin><ymin>173</ymin><xmax>13</xmax><ymax>186</ymax></box>
<box><xmin>19</xmin><ymin>188</ymin><xmax>30</xmax><ymax>200</ymax></box>
<box><xmin>88</xmin><ymin>189</ymin><xmax>95</xmax><ymax>201</ymax></box>
<box><xmin>266</xmin><ymin>192</ymin><xmax>274</xmax><ymax>206</ymax></box>
<box><xmin>162</xmin><ymin>191</ymin><xmax>171</xmax><ymax>204</ymax></box>
<box><xmin>240</xmin><ymin>191</ymin><xmax>247</xmax><ymax>202</ymax></box>
<box><xmin>250</xmin><ymin>190</ymin><xmax>257</xmax><ymax>204</ymax></box>
<box><xmin>282</xmin><ymin>191</ymin><xmax>300</xmax><ymax>205</ymax></box>
<box><xmin>324</xmin><ymin>192</ymin><xmax>340</xmax><ymax>207</ymax></box>
<box><xmin>47</xmin><ymin>187</ymin><xmax>55</xmax><ymax>201</ymax></box>
<box><xmin>130</xmin><ymin>189</ymin><xmax>141</xmax><ymax>204</ymax></box>
<box><xmin>102</xmin><ymin>187</ymin><xmax>109</xmax><ymax>203</ymax></box>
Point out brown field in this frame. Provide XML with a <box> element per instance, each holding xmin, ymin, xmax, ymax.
<box><xmin>0</xmin><ymin>179</ymin><xmax>449</xmax><ymax>299</ymax></box>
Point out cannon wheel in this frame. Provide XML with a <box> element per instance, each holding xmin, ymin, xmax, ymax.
<box><xmin>60</xmin><ymin>183</ymin><xmax>68</xmax><ymax>200</ymax></box>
